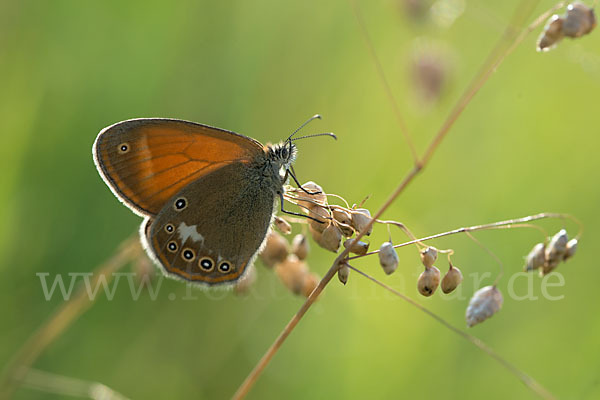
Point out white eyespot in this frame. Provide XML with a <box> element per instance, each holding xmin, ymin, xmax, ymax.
<box><xmin>181</xmin><ymin>248</ymin><xmax>196</xmax><ymax>261</ymax></box>
<box><xmin>167</xmin><ymin>241</ymin><xmax>178</xmax><ymax>253</ymax></box>
<box><xmin>218</xmin><ymin>260</ymin><xmax>233</xmax><ymax>274</ymax></box>
<box><xmin>118</xmin><ymin>142</ymin><xmax>130</xmax><ymax>154</ymax></box>
<box><xmin>199</xmin><ymin>257</ymin><xmax>214</xmax><ymax>272</ymax></box>
<box><xmin>164</xmin><ymin>223</ymin><xmax>175</xmax><ymax>234</ymax></box>
<box><xmin>174</xmin><ymin>197</ymin><xmax>188</xmax><ymax>211</ymax></box>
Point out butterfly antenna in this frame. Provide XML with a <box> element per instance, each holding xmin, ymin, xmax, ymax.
<box><xmin>291</xmin><ymin>132</ymin><xmax>337</xmax><ymax>141</ymax></box>
<box><xmin>287</xmin><ymin>114</ymin><xmax>322</xmax><ymax>142</ymax></box>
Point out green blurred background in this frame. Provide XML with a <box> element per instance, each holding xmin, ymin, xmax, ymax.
<box><xmin>1</xmin><ymin>0</ymin><xmax>599</xmax><ymax>399</ymax></box>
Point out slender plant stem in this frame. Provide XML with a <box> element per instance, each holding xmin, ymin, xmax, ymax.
<box><xmin>346</xmin><ymin>264</ymin><xmax>556</xmax><ymax>400</ymax></box>
<box><xmin>0</xmin><ymin>236</ymin><xmax>140</xmax><ymax>399</ymax></box>
<box><xmin>347</xmin><ymin>212</ymin><xmax>571</xmax><ymax>260</ymax></box>
<box><xmin>232</xmin><ymin>1</ymin><xmax>552</xmax><ymax>398</ymax></box>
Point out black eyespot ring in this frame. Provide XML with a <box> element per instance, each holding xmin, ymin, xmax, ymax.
<box><xmin>174</xmin><ymin>197</ymin><xmax>187</xmax><ymax>211</ymax></box>
<box><xmin>182</xmin><ymin>248</ymin><xmax>195</xmax><ymax>261</ymax></box>
<box><xmin>199</xmin><ymin>257</ymin><xmax>214</xmax><ymax>272</ymax></box>
<box><xmin>118</xmin><ymin>143</ymin><xmax>130</xmax><ymax>154</ymax></box>
<box><xmin>218</xmin><ymin>261</ymin><xmax>232</xmax><ymax>273</ymax></box>
<box><xmin>164</xmin><ymin>223</ymin><xmax>175</xmax><ymax>234</ymax></box>
<box><xmin>167</xmin><ymin>241</ymin><xmax>178</xmax><ymax>253</ymax></box>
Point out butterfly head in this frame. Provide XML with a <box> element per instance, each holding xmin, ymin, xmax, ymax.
<box><xmin>267</xmin><ymin>140</ymin><xmax>297</xmax><ymax>171</ymax></box>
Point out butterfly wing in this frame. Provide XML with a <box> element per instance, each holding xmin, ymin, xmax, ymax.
<box><xmin>93</xmin><ymin>118</ymin><xmax>264</xmax><ymax>217</ymax></box>
<box><xmin>142</xmin><ymin>161</ymin><xmax>276</xmax><ymax>285</ymax></box>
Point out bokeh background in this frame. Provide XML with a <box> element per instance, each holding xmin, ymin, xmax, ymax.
<box><xmin>1</xmin><ymin>0</ymin><xmax>599</xmax><ymax>399</ymax></box>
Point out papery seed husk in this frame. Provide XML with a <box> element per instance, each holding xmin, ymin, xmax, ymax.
<box><xmin>302</xmin><ymin>272</ymin><xmax>320</xmax><ymax>297</ymax></box>
<box><xmin>275</xmin><ymin>255</ymin><xmax>309</xmax><ymax>295</ymax></box>
<box><xmin>338</xmin><ymin>264</ymin><xmax>350</xmax><ymax>284</ymax></box>
<box><xmin>308</xmin><ymin>205</ymin><xmax>330</xmax><ymax>233</ymax></box>
<box><xmin>338</xmin><ymin>222</ymin><xmax>355</xmax><ymax>238</ymax></box>
<box><xmin>466</xmin><ymin>286</ymin><xmax>503</xmax><ymax>327</ymax></box>
<box><xmin>563</xmin><ymin>238</ymin><xmax>578</xmax><ymax>261</ymax></box>
<box><xmin>420</xmin><ymin>247</ymin><xmax>438</xmax><ymax>268</ymax></box>
<box><xmin>315</xmin><ymin>223</ymin><xmax>342</xmax><ymax>253</ymax></box>
<box><xmin>537</xmin><ymin>15</ymin><xmax>564</xmax><ymax>51</ymax></box>
<box><xmin>563</xmin><ymin>2</ymin><xmax>596</xmax><ymax>38</ymax></box>
<box><xmin>525</xmin><ymin>242</ymin><xmax>546</xmax><ymax>272</ymax></box>
<box><xmin>351</xmin><ymin>208</ymin><xmax>373</xmax><ymax>236</ymax></box>
<box><xmin>295</xmin><ymin>181</ymin><xmax>327</xmax><ymax>210</ymax></box>
<box><xmin>332</xmin><ymin>208</ymin><xmax>352</xmax><ymax>226</ymax></box>
<box><xmin>343</xmin><ymin>239</ymin><xmax>370</xmax><ymax>255</ymax></box>
<box><xmin>545</xmin><ymin>229</ymin><xmax>568</xmax><ymax>267</ymax></box>
<box><xmin>417</xmin><ymin>266</ymin><xmax>440</xmax><ymax>297</ymax></box>
<box><xmin>274</xmin><ymin>216</ymin><xmax>292</xmax><ymax>234</ymax></box>
<box><xmin>378</xmin><ymin>241</ymin><xmax>399</xmax><ymax>275</ymax></box>
<box><xmin>260</xmin><ymin>231</ymin><xmax>289</xmax><ymax>268</ymax></box>
<box><xmin>441</xmin><ymin>265</ymin><xmax>463</xmax><ymax>294</ymax></box>
<box><xmin>234</xmin><ymin>265</ymin><xmax>257</xmax><ymax>295</ymax></box>
<box><xmin>291</xmin><ymin>234</ymin><xmax>310</xmax><ymax>260</ymax></box>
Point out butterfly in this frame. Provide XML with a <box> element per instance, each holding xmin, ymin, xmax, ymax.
<box><xmin>93</xmin><ymin>117</ymin><xmax>329</xmax><ymax>286</ymax></box>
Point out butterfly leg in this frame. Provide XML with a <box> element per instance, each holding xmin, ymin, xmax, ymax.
<box><xmin>278</xmin><ymin>191</ymin><xmax>326</xmax><ymax>224</ymax></box>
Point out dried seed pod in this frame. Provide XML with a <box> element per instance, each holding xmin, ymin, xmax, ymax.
<box><xmin>466</xmin><ymin>286</ymin><xmax>503</xmax><ymax>327</ymax></box>
<box><xmin>537</xmin><ymin>15</ymin><xmax>564</xmax><ymax>51</ymax></box>
<box><xmin>562</xmin><ymin>2</ymin><xmax>596</xmax><ymax>38</ymax></box>
<box><xmin>441</xmin><ymin>265</ymin><xmax>463</xmax><ymax>294</ymax></box>
<box><xmin>314</xmin><ymin>223</ymin><xmax>342</xmax><ymax>253</ymax></box>
<box><xmin>302</xmin><ymin>272</ymin><xmax>320</xmax><ymax>297</ymax></box>
<box><xmin>378</xmin><ymin>241</ymin><xmax>399</xmax><ymax>275</ymax></box>
<box><xmin>234</xmin><ymin>265</ymin><xmax>257</xmax><ymax>295</ymax></box>
<box><xmin>524</xmin><ymin>242</ymin><xmax>546</xmax><ymax>272</ymax></box>
<box><xmin>337</xmin><ymin>223</ymin><xmax>355</xmax><ymax>238</ymax></box>
<box><xmin>350</xmin><ymin>208</ymin><xmax>373</xmax><ymax>236</ymax></box>
<box><xmin>291</xmin><ymin>234</ymin><xmax>310</xmax><ymax>260</ymax></box>
<box><xmin>274</xmin><ymin>216</ymin><xmax>292</xmax><ymax>234</ymax></box>
<box><xmin>275</xmin><ymin>255</ymin><xmax>309</xmax><ymax>295</ymax></box>
<box><xmin>308</xmin><ymin>205</ymin><xmax>330</xmax><ymax>233</ymax></box>
<box><xmin>294</xmin><ymin>181</ymin><xmax>327</xmax><ymax>210</ymax></box>
<box><xmin>332</xmin><ymin>208</ymin><xmax>352</xmax><ymax>225</ymax></box>
<box><xmin>563</xmin><ymin>238</ymin><xmax>578</xmax><ymax>261</ymax></box>
<box><xmin>343</xmin><ymin>239</ymin><xmax>370</xmax><ymax>255</ymax></box>
<box><xmin>420</xmin><ymin>247</ymin><xmax>438</xmax><ymax>268</ymax></box>
<box><xmin>544</xmin><ymin>229</ymin><xmax>569</xmax><ymax>269</ymax></box>
<box><xmin>417</xmin><ymin>266</ymin><xmax>440</xmax><ymax>297</ymax></box>
<box><xmin>333</xmin><ymin>208</ymin><xmax>355</xmax><ymax>237</ymax></box>
<box><xmin>338</xmin><ymin>263</ymin><xmax>350</xmax><ymax>285</ymax></box>
<box><xmin>260</xmin><ymin>231</ymin><xmax>289</xmax><ymax>268</ymax></box>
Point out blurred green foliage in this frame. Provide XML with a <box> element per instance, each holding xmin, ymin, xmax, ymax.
<box><xmin>1</xmin><ymin>0</ymin><xmax>599</xmax><ymax>399</ymax></box>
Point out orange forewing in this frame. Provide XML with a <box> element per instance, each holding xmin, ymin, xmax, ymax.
<box><xmin>93</xmin><ymin>118</ymin><xmax>263</xmax><ymax>216</ymax></box>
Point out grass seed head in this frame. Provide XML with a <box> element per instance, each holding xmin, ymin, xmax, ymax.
<box><xmin>260</xmin><ymin>231</ymin><xmax>289</xmax><ymax>268</ymax></box>
<box><xmin>524</xmin><ymin>242</ymin><xmax>546</xmax><ymax>272</ymax></box>
<box><xmin>343</xmin><ymin>239</ymin><xmax>370</xmax><ymax>255</ymax></box>
<box><xmin>338</xmin><ymin>263</ymin><xmax>350</xmax><ymax>285</ymax></box>
<box><xmin>542</xmin><ymin>229</ymin><xmax>569</xmax><ymax>275</ymax></box>
<box><xmin>563</xmin><ymin>238</ymin><xmax>578</xmax><ymax>261</ymax></box>
<box><xmin>420</xmin><ymin>246</ymin><xmax>438</xmax><ymax>268</ymax></box>
<box><xmin>275</xmin><ymin>255</ymin><xmax>309</xmax><ymax>295</ymax></box>
<box><xmin>441</xmin><ymin>264</ymin><xmax>463</xmax><ymax>294</ymax></box>
<box><xmin>295</xmin><ymin>181</ymin><xmax>327</xmax><ymax>210</ymax></box>
<box><xmin>417</xmin><ymin>265</ymin><xmax>440</xmax><ymax>296</ymax></box>
<box><xmin>274</xmin><ymin>216</ymin><xmax>292</xmax><ymax>234</ymax></box>
<box><xmin>466</xmin><ymin>286</ymin><xmax>503</xmax><ymax>327</ymax></box>
<box><xmin>313</xmin><ymin>223</ymin><xmax>342</xmax><ymax>253</ymax></box>
<box><xmin>292</xmin><ymin>234</ymin><xmax>310</xmax><ymax>260</ymax></box>
<box><xmin>537</xmin><ymin>15</ymin><xmax>564</xmax><ymax>51</ymax></box>
<box><xmin>351</xmin><ymin>208</ymin><xmax>373</xmax><ymax>236</ymax></box>
<box><xmin>378</xmin><ymin>241</ymin><xmax>399</xmax><ymax>275</ymax></box>
<box><xmin>563</xmin><ymin>2</ymin><xmax>596</xmax><ymax>38</ymax></box>
<box><xmin>302</xmin><ymin>272</ymin><xmax>320</xmax><ymax>297</ymax></box>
